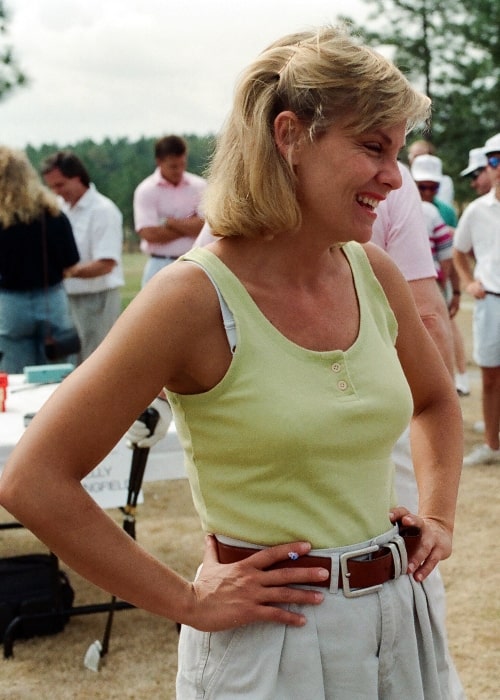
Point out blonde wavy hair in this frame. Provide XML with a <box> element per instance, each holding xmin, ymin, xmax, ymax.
<box><xmin>204</xmin><ymin>24</ymin><xmax>431</xmax><ymax>238</ymax></box>
<box><xmin>0</xmin><ymin>145</ymin><xmax>60</xmax><ymax>229</ymax></box>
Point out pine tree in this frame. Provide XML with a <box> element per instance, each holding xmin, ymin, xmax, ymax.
<box><xmin>0</xmin><ymin>1</ymin><xmax>26</xmax><ymax>101</ymax></box>
<box><xmin>340</xmin><ymin>0</ymin><xmax>500</xmax><ymax>203</ymax></box>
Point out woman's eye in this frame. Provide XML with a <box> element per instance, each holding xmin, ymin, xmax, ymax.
<box><xmin>365</xmin><ymin>143</ymin><xmax>382</xmax><ymax>153</ymax></box>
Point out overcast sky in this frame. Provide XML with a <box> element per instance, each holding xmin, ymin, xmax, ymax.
<box><xmin>1</xmin><ymin>0</ymin><xmax>367</xmax><ymax>149</ymax></box>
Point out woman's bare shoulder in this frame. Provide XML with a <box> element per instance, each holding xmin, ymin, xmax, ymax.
<box><xmin>135</xmin><ymin>256</ymin><xmax>221</xmax><ymax>319</ymax></box>
<box><xmin>362</xmin><ymin>241</ymin><xmax>406</xmax><ymax>284</ymax></box>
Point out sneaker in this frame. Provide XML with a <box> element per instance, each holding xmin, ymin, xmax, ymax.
<box><xmin>455</xmin><ymin>373</ymin><xmax>470</xmax><ymax>396</ymax></box>
<box><xmin>463</xmin><ymin>444</ymin><xmax>500</xmax><ymax>466</ymax></box>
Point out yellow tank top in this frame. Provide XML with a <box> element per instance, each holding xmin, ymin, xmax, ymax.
<box><xmin>167</xmin><ymin>243</ymin><xmax>413</xmax><ymax>548</ymax></box>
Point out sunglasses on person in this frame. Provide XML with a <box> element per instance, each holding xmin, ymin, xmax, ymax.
<box><xmin>487</xmin><ymin>155</ymin><xmax>500</xmax><ymax>168</ymax></box>
<box><xmin>468</xmin><ymin>168</ymin><xmax>485</xmax><ymax>180</ymax></box>
<box><xmin>417</xmin><ymin>183</ymin><xmax>439</xmax><ymax>193</ymax></box>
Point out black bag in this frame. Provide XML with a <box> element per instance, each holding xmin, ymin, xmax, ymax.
<box><xmin>0</xmin><ymin>554</ymin><xmax>74</xmax><ymax>642</ymax></box>
<box><xmin>44</xmin><ymin>326</ymin><xmax>81</xmax><ymax>361</ymax></box>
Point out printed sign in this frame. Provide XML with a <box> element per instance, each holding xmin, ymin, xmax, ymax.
<box><xmin>81</xmin><ymin>441</ymin><xmax>143</xmax><ymax>509</ymax></box>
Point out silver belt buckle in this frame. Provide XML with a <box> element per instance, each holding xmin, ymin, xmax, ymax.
<box><xmin>339</xmin><ymin>544</ymin><xmax>383</xmax><ymax>598</ymax></box>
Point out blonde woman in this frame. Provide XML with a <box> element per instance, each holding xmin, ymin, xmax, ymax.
<box><xmin>0</xmin><ymin>27</ymin><xmax>462</xmax><ymax>698</ymax></box>
<box><xmin>0</xmin><ymin>146</ymin><xmax>79</xmax><ymax>371</ymax></box>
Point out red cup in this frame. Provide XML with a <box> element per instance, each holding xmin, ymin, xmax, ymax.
<box><xmin>0</xmin><ymin>372</ymin><xmax>8</xmax><ymax>412</ymax></box>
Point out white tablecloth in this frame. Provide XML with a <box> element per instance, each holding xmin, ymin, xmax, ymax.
<box><xmin>0</xmin><ymin>375</ymin><xmax>186</xmax><ymax>510</ymax></box>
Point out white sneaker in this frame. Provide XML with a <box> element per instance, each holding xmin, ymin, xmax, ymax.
<box><xmin>463</xmin><ymin>444</ymin><xmax>500</xmax><ymax>466</ymax></box>
<box><xmin>455</xmin><ymin>373</ymin><xmax>470</xmax><ymax>396</ymax></box>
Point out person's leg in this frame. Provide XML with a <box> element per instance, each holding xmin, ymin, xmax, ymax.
<box><xmin>99</xmin><ymin>287</ymin><xmax>121</xmax><ymax>335</ymax></box>
<box><xmin>67</xmin><ymin>295</ymin><xmax>87</xmax><ymax>365</ymax></box>
<box><xmin>35</xmin><ymin>283</ymin><xmax>78</xmax><ymax>365</ymax></box>
<box><xmin>481</xmin><ymin>366</ymin><xmax>500</xmax><ymax>450</ymax></box>
<box><xmin>465</xmin><ymin>296</ymin><xmax>500</xmax><ymax>464</ymax></box>
<box><xmin>451</xmin><ymin>317</ymin><xmax>470</xmax><ymax>395</ymax></box>
<box><xmin>69</xmin><ymin>289</ymin><xmax>121</xmax><ymax>363</ymax></box>
<box><xmin>0</xmin><ymin>290</ymin><xmax>39</xmax><ymax>372</ymax></box>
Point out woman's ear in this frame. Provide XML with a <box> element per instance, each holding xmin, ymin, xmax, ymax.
<box><xmin>274</xmin><ymin>111</ymin><xmax>303</xmax><ymax>164</ymax></box>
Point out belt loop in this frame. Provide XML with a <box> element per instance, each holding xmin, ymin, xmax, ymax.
<box><xmin>329</xmin><ymin>554</ymin><xmax>340</xmax><ymax>594</ymax></box>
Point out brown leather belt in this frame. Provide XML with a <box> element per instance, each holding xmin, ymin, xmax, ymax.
<box><xmin>150</xmin><ymin>254</ymin><xmax>178</xmax><ymax>260</ymax></box>
<box><xmin>215</xmin><ymin>525</ymin><xmax>421</xmax><ymax>597</ymax></box>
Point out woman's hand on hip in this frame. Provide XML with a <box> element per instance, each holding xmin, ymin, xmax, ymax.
<box><xmin>184</xmin><ymin>535</ymin><xmax>328</xmax><ymax>631</ymax></box>
<box><xmin>390</xmin><ymin>507</ymin><xmax>453</xmax><ymax>583</ymax></box>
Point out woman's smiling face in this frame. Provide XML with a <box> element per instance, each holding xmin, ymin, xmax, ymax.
<box><xmin>294</xmin><ymin>119</ymin><xmax>406</xmax><ymax>244</ymax></box>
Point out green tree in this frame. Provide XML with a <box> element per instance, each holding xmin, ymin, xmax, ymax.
<box><xmin>341</xmin><ymin>0</ymin><xmax>500</xmax><ymax>204</ymax></box>
<box><xmin>344</xmin><ymin>0</ymin><xmax>459</xmax><ymax>103</ymax></box>
<box><xmin>0</xmin><ymin>1</ymin><xmax>26</xmax><ymax>100</ymax></box>
<box><xmin>449</xmin><ymin>0</ymin><xmax>500</xmax><ymax>140</ymax></box>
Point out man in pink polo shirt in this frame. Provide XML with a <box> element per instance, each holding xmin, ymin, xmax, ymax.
<box><xmin>133</xmin><ymin>135</ymin><xmax>207</xmax><ymax>286</ymax></box>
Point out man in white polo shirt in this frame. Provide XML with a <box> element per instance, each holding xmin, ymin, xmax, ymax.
<box><xmin>41</xmin><ymin>151</ymin><xmax>124</xmax><ymax>364</ymax></box>
<box><xmin>133</xmin><ymin>135</ymin><xmax>206</xmax><ymax>286</ymax></box>
<box><xmin>454</xmin><ymin>132</ymin><xmax>500</xmax><ymax>466</ymax></box>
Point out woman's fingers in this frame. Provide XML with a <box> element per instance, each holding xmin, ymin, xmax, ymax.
<box><xmin>207</xmin><ymin>536</ymin><xmax>331</xmax><ymax>588</ymax></box>
<box><xmin>391</xmin><ymin>512</ymin><xmax>453</xmax><ymax>582</ymax></box>
<box><xmin>410</xmin><ymin>544</ymin><xmax>442</xmax><ymax>582</ymax></box>
<box><xmin>190</xmin><ymin>536</ymin><xmax>328</xmax><ymax>630</ymax></box>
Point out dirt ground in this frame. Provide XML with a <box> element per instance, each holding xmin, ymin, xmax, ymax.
<box><xmin>0</xmin><ymin>304</ymin><xmax>498</xmax><ymax>700</ymax></box>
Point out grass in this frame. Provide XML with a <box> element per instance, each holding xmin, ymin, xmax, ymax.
<box><xmin>121</xmin><ymin>252</ymin><xmax>144</xmax><ymax>310</ymax></box>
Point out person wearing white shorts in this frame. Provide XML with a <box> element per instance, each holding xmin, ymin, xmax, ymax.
<box><xmin>454</xmin><ymin>132</ymin><xmax>500</xmax><ymax>466</ymax></box>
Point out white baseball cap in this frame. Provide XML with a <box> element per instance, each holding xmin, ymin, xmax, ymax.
<box><xmin>410</xmin><ymin>154</ymin><xmax>442</xmax><ymax>183</ymax></box>
<box><xmin>484</xmin><ymin>132</ymin><xmax>500</xmax><ymax>155</ymax></box>
<box><xmin>460</xmin><ymin>148</ymin><xmax>488</xmax><ymax>177</ymax></box>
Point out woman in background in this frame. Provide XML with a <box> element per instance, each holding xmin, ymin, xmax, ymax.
<box><xmin>0</xmin><ymin>146</ymin><xmax>79</xmax><ymax>372</ymax></box>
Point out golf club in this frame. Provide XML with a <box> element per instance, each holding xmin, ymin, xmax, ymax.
<box><xmin>84</xmin><ymin>406</ymin><xmax>159</xmax><ymax>672</ymax></box>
